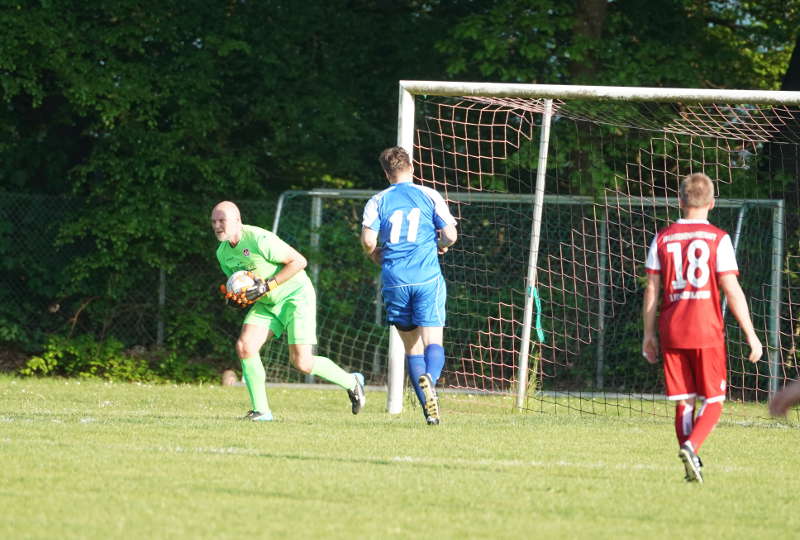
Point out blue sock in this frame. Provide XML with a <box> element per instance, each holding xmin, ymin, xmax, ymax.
<box><xmin>406</xmin><ymin>354</ymin><xmax>426</xmax><ymax>406</ymax></box>
<box><xmin>425</xmin><ymin>344</ymin><xmax>445</xmax><ymax>383</ymax></box>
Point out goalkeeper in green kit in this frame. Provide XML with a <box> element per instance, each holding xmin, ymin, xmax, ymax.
<box><xmin>211</xmin><ymin>200</ymin><xmax>366</xmax><ymax>421</ymax></box>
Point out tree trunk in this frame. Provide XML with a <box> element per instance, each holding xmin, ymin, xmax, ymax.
<box><xmin>781</xmin><ymin>34</ymin><xmax>800</xmax><ymax>90</ymax></box>
<box><xmin>775</xmin><ymin>34</ymin><xmax>800</xmax><ymax>273</ymax></box>
<box><xmin>570</xmin><ymin>0</ymin><xmax>608</xmax><ymax>83</ymax></box>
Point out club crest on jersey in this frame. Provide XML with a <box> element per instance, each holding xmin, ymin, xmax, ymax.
<box><xmin>242</xmin><ymin>249</ymin><xmax>251</xmax><ymax>256</ymax></box>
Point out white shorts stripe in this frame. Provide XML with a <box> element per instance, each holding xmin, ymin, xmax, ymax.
<box><xmin>667</xmin><ymin>393</ymin><xmax>697</xmax><ymax>401</ymax></box>
<box><xmin>434</xmin><ymin>276</ymin><xmax>445</xmax><ymax>326</ymax></box>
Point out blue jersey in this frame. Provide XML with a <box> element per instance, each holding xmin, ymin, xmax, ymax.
<box><xmin>362</xmin><ymin>181</ymin><xmax>457</xmax><ymax>287</ymax></box>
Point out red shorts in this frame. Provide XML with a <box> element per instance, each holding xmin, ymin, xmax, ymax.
<box><xmin>662</xmin><ymin>346</ymin><xmax>727</xmax><ymax>403</ymax></box>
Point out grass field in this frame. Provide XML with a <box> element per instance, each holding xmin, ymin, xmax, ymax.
<box><xmin>2</xmin><ymin>375</ymin><xmax>799</xmax><ymax>539</ymax></box>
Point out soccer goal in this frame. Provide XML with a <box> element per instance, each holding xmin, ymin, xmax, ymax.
<box><xmin>385</xmin><ymin>81</ymin><xmax>800</xmax><ymax>418</ymax></box>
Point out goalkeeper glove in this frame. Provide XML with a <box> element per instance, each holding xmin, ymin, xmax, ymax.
<box><xmin>244</xmin><ymin>275</ymin><xmax>279</xmax><ymax>302</ymax></box>
<box><xmin>219</xmin><ymin>283</ymin><xmax>250</xmax><ymax>309</ymax></box>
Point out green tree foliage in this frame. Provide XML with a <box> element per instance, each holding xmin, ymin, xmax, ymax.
<box><xmin>0</xmin><ymin>1</ymin><xmax>462</xmax><ymax>196</ymax></box>
<box><xmin>1</xmin><ymin>1</ymin><xmax>798</xmax><ymax>379</ymax></box>
<box><xmin>436</xmin><ymin>0</ymin><xmax>799</xmax><ymax>89</ymax></box>
<box><xmin>0</xmin><ymin>1</ymin><xmax>457</xmax><ymax>365</ymax></box>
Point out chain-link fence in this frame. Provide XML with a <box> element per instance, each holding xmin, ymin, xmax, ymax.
<box><xmin>0</xmin><ymin>193</ymin><xmax>382</xmax><ymax>381</ymax></box>
<box><xmin>4</xmin><ymin>190</ymin><xmax>798</xmax><ymax>399</ymax></box>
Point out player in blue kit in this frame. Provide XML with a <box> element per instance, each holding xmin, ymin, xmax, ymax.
<box><xmin>360</xmin><ymin>146</ymin><xmax>458</xmax><ymax>425</ymax></box>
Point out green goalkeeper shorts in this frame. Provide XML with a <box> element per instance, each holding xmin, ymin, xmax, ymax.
<box><xmin>243</xmin><ymin>282</ymin><xmax>317</xmax><ymax>345</ymax></box>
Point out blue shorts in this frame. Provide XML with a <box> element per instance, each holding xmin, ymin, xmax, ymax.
<box><xmin>383</xmin><ymin>275</ymin><xmax>446</xmax><ymax>328</ymax></box>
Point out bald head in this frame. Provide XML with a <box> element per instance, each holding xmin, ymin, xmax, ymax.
<box><xmin>211</xmin><ymin>200</ymin><xmax>243</xmax><ymax>244</ymax></box>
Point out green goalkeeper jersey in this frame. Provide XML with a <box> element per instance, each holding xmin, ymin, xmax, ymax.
<box><xmin>216</xmin><ymin>224</ymin><xmax>312</xmax><ymax>305</ymax></box>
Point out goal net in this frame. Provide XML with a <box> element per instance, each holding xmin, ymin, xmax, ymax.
<box><xmin>262</xmin><ymin>83</ymin><xmax>800</xmax><ymax>422</ymax></box>
<box><xmin>395</xmin><ymin>82</ymin><xmax>800</xmax><ymax>419</ymax></box>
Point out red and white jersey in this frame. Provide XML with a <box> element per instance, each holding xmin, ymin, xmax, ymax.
<box><xmin>645</xmin><ymin>219</ymin><xmax>739</xmax><ymax>348</ymax></box>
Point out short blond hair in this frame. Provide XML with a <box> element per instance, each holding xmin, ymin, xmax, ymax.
<box><xmin>679</xmin><ymin>173</ymin><xmax>714</xmax><ymax>208</ymax></box>
<box><xmin>379</xmin><ymin>146</ymin><xmax>412</xmax><ymax>177</ymax></box>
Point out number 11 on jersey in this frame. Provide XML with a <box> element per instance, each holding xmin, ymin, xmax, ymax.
<box><xmin>388</xmin><ymin>208</ymin><xmax>420</xmax><ymax>243</ymax></box>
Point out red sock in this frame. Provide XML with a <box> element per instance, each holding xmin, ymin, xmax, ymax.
<box><xmin>688</xmin><ymin>400</ymin><xmax>722</xmax><ymax>452</ymax></box>
<box><xmin>675</xmin><ymin>403</ymin><xmax>694</xmax><ymax>446</ymax></box>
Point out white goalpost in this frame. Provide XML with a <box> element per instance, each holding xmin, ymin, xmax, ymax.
<box><xmin>387</xmin><ymin>80</ymin><xmax>800</xmax><ymax>417</ymax></box>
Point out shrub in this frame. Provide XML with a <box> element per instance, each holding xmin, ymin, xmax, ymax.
<box><xmin>19</xmin><ymin>335</ymin><xmax>217</xmax><ymax>383</ymax></box>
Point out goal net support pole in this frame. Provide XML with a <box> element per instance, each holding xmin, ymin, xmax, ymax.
<box><xmin>515</xmin><ymin>99</ymin><xmax>553</xmax><ymax>409</ymax></box>
<box><xmin>769</xmin><ymin>201</ymin><xmax>785</xmax><ymax>397</ymax></box>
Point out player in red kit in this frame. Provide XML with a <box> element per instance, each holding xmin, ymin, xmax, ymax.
<box><xmin>642</xmin><ymin>173</ymin><xmax>762</xmax><ymax>483</ymax></box>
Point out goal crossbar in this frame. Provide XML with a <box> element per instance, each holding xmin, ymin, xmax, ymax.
<box><xmin>400</xmin><ymin>80</ymin><xmax>800</xmax><ymax>105</ymax></box>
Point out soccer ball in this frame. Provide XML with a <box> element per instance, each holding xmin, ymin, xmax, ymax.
<box><xmin>226</xmin><ymin>270</ymin><xmax>255</xmax><ymax>294</ymax></box>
